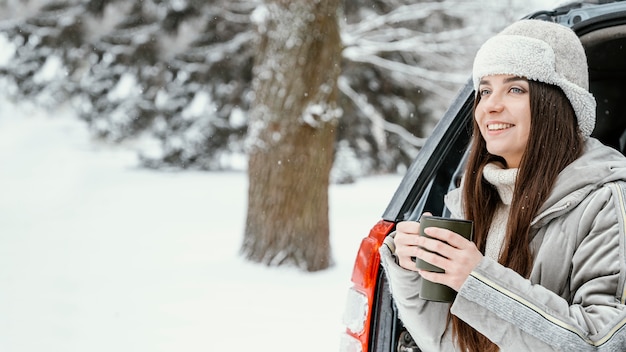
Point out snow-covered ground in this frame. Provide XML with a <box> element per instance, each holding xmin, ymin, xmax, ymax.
<box><xmin>0</xmin><ymin>100</ymin><xmax>402</xmax><ymax>352</ymax></box>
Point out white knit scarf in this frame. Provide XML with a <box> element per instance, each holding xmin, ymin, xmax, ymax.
<box><xmin>482</xmin><ymin>163</ymin><xmax>518</xmax><ymax>261</ymax></box>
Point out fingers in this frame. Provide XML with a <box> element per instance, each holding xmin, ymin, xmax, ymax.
<box><xmin>395</xmin><ymin>231</ymin><xmax>420</xmax><ymax>271</ymax></box>
<box><xmin>393</xmin><ymin>214</ymin><xmax>468</xmax><ymax>273</ymax></box>
<box><xmin>415</xmin><ymin>230</ymin><xmax>483</xmax><ymax>291</ymax></box>
<box><xmin>394</xmin><ymin>220</ymin><xmax>422</xmax><ymax>271</ymax></box>
<box><xmin>419</xmin><ymin>211</ymin><xmax>433</xmax><ymax>220</ymax></box>
<box><xmin>422</xmin><ymin>226</ymin><xmax>472</xmax><ymax>249</ymax></box>
<box><xmin>396</xmin><ymin>221</ymin><xmax>420</xmax><ymax>235</ymax></box>
<box><xmin>417</xmin><ymin>269</ymin><xmax>460</xmax><ymax>291</ymax></box>
<box><xmin>415</xmin><ymin>238</ymin><xmax>450</xmax><ymax>265</ymax></box>
<box><xmin>416</xmin><ymin>229</ymin><xmax>479</xmax><ymax>268</ymax></box>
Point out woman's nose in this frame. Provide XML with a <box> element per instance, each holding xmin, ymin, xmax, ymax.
<box><xmin>481</xmin><ymin>94</ymin><xmax>504</xmax><ymax>114</ymax></box>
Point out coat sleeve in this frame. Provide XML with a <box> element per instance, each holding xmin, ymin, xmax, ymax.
<box><xmin>379</xmin><ymin>234</ymin><xmax>459</xmax><ymax>352</ymax></box>
<box><xmin>451</xmin><ymin>183</ymin><xmax>626</xmax><ymax>352</ymax></box>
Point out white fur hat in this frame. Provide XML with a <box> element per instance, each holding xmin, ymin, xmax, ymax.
<box><xmin>472</xmin><ymin>19</ymin><xmax>596</xmax><ymax>137</ymax></box>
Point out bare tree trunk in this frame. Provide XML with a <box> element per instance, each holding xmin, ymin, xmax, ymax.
<box><xmin>242</xmin><ymin>0</ymin><xmax>342</xmax><ymax>272</ymax></box>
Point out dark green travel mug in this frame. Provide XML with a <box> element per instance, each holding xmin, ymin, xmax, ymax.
<box><xmin>415</xmin><ymin>215</ymin><xmax>474</xmax><ymax>302</ymax></box>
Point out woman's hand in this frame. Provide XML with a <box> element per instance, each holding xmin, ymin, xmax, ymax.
<box><xmin>394</xmin><ymin>215</ymin><xmax>484</xmax><ymax>291</ymax></box>
<box><xmin>417</xmin><ymin>225</ymin><xmax>483</xmax><ymax>291</ymax></box>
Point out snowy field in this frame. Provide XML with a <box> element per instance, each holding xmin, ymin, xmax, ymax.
<box><xmin>0</xmin><ymin>100</ymin><xmax>402</xmax><ymax>352</ymax></box>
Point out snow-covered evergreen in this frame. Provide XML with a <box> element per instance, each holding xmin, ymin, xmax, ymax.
<box><xmin>0</xmin><ymin>0</ymin><xmax>549</xmax><ymax>180</ymax></box>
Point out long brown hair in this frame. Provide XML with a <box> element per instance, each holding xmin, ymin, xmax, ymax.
<box><xmin>451</xmin><ymin>80</ymin><xmax>585</xmax><ymax>352</ymax></box>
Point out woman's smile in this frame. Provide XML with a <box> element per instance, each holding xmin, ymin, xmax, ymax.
<box><xmin>487</xmin><ymin>122</ymin><xmax>514</xmax><ymax>131</ymax></box>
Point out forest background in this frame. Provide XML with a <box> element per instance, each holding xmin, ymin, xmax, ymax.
<box><xmin>0</xmin><ymin>0</ymin><xmax>555</xmax><ymax>182</ymax></box>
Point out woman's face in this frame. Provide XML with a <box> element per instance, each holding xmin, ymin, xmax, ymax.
<box><xmin>475</xmin><ymin>74</ymin><xmax>531</xmax><ymax>169</ymax></box>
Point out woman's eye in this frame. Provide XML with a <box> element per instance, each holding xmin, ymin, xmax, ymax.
<box><xmin>510</xmin><ymin>87</ymin><xmax>525</xmax><ymax>94</ymax></box>
<box><xmin>479</xmin><ymin>89</ymin><xmax>491</xmax><ymax>96</ymax></box>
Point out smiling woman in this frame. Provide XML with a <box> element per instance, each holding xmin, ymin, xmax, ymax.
<box><xmin>379</xmin><ymin>19</ymin><xmax>626</xmax><ymax>352</ymax></box>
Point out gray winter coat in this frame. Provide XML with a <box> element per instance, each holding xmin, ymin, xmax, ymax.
<box><xmin>380</xmin><ymin>138</ymin><xmax>626</xmax><ymax>351</ymax></box>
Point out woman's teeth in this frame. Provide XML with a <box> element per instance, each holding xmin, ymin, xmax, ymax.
<box><xmin>488</xmin><ymin>123</ymin><xmax>513</xmax><ymax>131</ymax></box>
